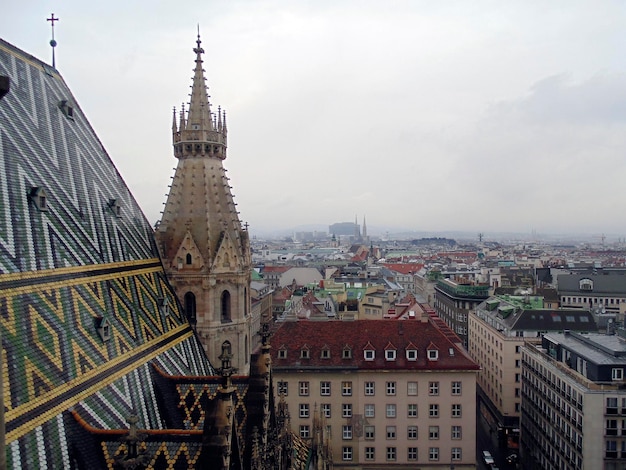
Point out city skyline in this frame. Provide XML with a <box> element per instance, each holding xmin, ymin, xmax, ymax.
<box><xmin>2</xmin><ymin>1</ymin><xmax>626</xmax><ymax>237</ymax></box>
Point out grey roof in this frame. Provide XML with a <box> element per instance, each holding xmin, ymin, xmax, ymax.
<box><xmin>557</xmin><ymin>273</ymin><xmax>626</xmax><ymax>295</ymax></box>
<box><xmin>545</xmin><ymin>332</ymin><xmax>626</xmax><ymax>366</ymax></box>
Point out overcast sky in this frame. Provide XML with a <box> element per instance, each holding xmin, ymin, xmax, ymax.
<box><xmin>3</xmin><ymin>1</ymin><xmax>626</xmax><ymax>239</ymax></box>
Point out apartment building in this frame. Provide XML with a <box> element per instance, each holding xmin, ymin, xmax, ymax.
<box><xmin>270</xmin><ymin>318</ymin><xmax>480</xmax><ymax>469</ymax></box>
<box><xmin>468</xmin><ymin>295</ymin><xmax>597</xmax><ymax>449</ymax></box>
<box><xmin>522</xmin><ymin>331</ymin><xmax>626</xmax><ymax>469</ymax></box>
<box><xmin>434</xmin><ymin>278</ymin><xmax>490</xmax><ymax>348</ymax></box>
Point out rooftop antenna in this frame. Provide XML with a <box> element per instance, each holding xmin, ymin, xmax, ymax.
<box><xmin>47</xmin><ymin>13</ymin><xmax>59</xmax><ymax>68</ymax></box>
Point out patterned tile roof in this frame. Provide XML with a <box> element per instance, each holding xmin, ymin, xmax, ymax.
<box><xmin>270</xmin><ymin>319</ymin><xmax>479</xmax><ymax>371</ymax></box>
<box><xmin>0</xmin><ymin>38</ymin><xmax>218</xmax><ymax>468</ymax></box>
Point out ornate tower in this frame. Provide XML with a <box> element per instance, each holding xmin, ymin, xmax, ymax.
<box><xmin>156</xmin><ymin>33</ymin><xmax>252</xmax><ymax>372</ymax></box>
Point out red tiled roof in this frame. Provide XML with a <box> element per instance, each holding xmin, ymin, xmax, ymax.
<box><xmin>262</xmin><ymin>265</ymin><xmax>292</xmax><ymax>273</ymax></box>
<box><xmin>270</xmin><ymin>319</ymin><xmax>478</xmax><ymax>371</ymax></box>
<box><xmin>382</xmin><ymin>263</ymin><xmax>424</xmax><ymax>275</ymax></box>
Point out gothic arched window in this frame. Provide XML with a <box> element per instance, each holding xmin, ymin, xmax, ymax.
<box><xmin>221</xmin><ymin>290</ymin><xmax>231</xmax><ymax>323</ymax></box>
<box><xmin>184</xmin><ymin>292</ymin><xmax>196</xmax><ymax>323</ymax></box>
<box><xmin>186</xmin><ymin>253</ymin><xmax>192</xmax><ymax>265</ymax></box>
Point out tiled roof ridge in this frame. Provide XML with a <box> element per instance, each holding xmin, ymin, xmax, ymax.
<box><xmin>71</xmin><ymin>409</ymin><xmax>203</xmax><ymax>436</ymax></box>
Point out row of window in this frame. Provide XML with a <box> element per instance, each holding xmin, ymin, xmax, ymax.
<box><xmin>279</xmin><ymin>380</ymin><xmax>462</xmax><ymax>397</ymax></box>
<box><xmin>297</xmin><ymin>402</ymin><xmax>463</xmax><ymax>419</ymax></box>
<box><xmin>279</xmin><ymin>346</ymin><xmax>442</xmax><ymax>361</ymax></box>
<box><xmin>300</xmin><ymin>424</ymin><xmax>463</xmax><ymax>440</ymax></box>
<box><xmin>341</xmin><ymin>446</ymin><xmax>462</xmax><ymax>462</ymax></box>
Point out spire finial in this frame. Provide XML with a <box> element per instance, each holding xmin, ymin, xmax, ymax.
<box><xmin>47</xmin><ymin>13</ymin><xmax>59</xmax><ymax>68</ymax></box>
<box><xmin>194</xmin><ymin>25</ymin><xmax>204</xmax><ymax>55</ymax></box>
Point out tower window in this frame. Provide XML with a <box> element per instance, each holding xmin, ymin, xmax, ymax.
<box><xmin>58</xmin><ymin>100</ymin><xmax>75</xmax><ymax>120</ymax></box>
<box><xmin>184</xmin><ymin>292</ymin><xmax>196</xmax><ymax>323</ymax></box>
<box><xmin>221</xmin><ymin>290</ymin><xmax>231</xmax><ymax>322</ymax></box>
<box><xmin>186</xmin><ymin>253</ymin><xmax>192</xmax><ymax>265</ymax></box>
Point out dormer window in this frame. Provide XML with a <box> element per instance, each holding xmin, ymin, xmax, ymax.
<box><xmin>300</xmin><ymin>347</ymin><xmax>310</xmax><ymax>359</ymax></box>
<box><xmin>579</xmin><ymin>278</ymin><xmax>594</xmax><ymax>291</ymax></box>
<box><xmin>321</xmin><ymin>347</ymin><xmax>331</xmax><ymax>359</ymax></box>
<box><xmin>278</xmin><ymin>347</ymin><xmax>287</xmax><ymax>359</ymax></box>
<box><xmin>95</xmin><ymin>317</ymin><xmax>111</xmax><ymax>342</ymax></box>
<box><xmin>428</xmin><ymin>349</ymin><xmax>439</xmax><ymax>361</ymax></box>
<box><xmin>58</xmin><ymin>99</ymin><xmax>75</xmax><ymax>120</ymax></box>
<box><xmin>406</xmin><ymin>349</ymin><xmax>417</xmax><ymax>361</ymax></box>
<box><xmin>384</xmin><ymin>343</ymin><xmax>397</xmax><ymax>361</ymax></box>
<box><xmin>29</xmin><ymin>187</ymin><xmax>48</xmax><ymax>211</ymax></box>
<box><xmin>449</xmin><ymin>347</ymin><xmax>455</xmax><ymax>356</ymax></box>
<box><xmin>158</xmin><ymin>297</ymin><xmax>170</xmax><ymax>317</ymax></box>
<box><xmin>108</xmin><ymin>198</ymin><xmax>122</xmax><ymax>218</ymax></box>
<box><xmin>342</xmin><ymin>346</ymin><xmax>352</xmax><ymax>359</ymax></box>
<box><xmin>364</xmin><ymin>350</ymin><xmax>375</xmax><ymax>361</ymax></box>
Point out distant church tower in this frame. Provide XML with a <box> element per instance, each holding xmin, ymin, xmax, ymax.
<box><xmin>156</xmin><ymin>33</ymin><xmax>253</xmax><ymax>372</ymax></box>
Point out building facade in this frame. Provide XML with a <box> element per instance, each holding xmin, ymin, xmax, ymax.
<box><xmin>469</xmin><ymin>294</ymin><xmax>597</xmax><ymax>451</ymax></box>
<box><xmin>271</xmin><ymin>318</ymin><xmax>480</xmax><ymax>469</ymax></box>
<box><xmin>522</xmin><ymin>331</ymin><xmax>626</xmax><ymax>469</ymax></box>
<box><xmin>434</xmin><ymin>278</ymin><xmax>490</xmax><ymax>348</ymax></box>
<box><xmin>156</xmin><ymin>34</ymin><xmax>254</xmax><ymax>372</ymax></box>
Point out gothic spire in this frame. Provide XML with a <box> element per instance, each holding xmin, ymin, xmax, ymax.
<box><xmin>186</xmin><ymin>31</ymin><xmax>213</xmax><ymax>132</ymax></box>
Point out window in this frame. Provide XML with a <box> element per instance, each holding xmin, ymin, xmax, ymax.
<box><xmin>452</xmin><ymin>447</ymin><xmax>462</xmax><ymax>461</ymax></box>
<box><xmin>428</xmin><ymin>349</ymin><xmax>439</xmax><ymax>360</ymax></box>
<box><xmin>321</xmin><ymin>403</ymin><xmax>331</xmax><ymax>418</ymax></box>
<box><xmin>452</xmin><ymin>404</ymin><xmax>462</xmax><ymax>418</ymax></box>
<box><xmin>364</xmin><ymin>349</ymin><xmax>375</xmax><ymax>361</ymax></box>
<box><xmin>278</xmin><ymin>381</ymin><xmax>288</xmax><ymax>396</ymax></box>
<box><xmin>408</xmin><ymin>403</ymin><xmax>418</xmax><ymax>418</ymax></box>
<box><xmin>386</xmin><ymin>447</ymin><xmax>396</xmax><ymax>461</ymax></box>
<box><xmin>299</xmin><ymin>381</ymin><xmax>309</xmax><ymax>396</ymax></box>
<box><xmin>429</xmin><ymin>447</ymin><xmax>439</xmax><ymax>461</ymax></box>
<box><xmin>300</xmin><ymin>348</ymin><xmax>310</xmax><ymax>359</ymax></box>
<box><xmin>300</xmin><ymin>404</ymin><xmax>309</xmax><ymax>418</ymax></box>
<box><xmin>408</xmin><ymin>447</ymin><xmax>418</xmax><ymax>461</ymax></box>
<box><xmin>452</xmin><ymin>425</ymin><xmax>462</xmax><ymax>439</ymax></box>
<box><xmin>320</xmin><ymin>381</ymin><xmax>331</xmax><ymax>396</ymax></box>
<box><xmin>407</xmin><ymin>381</ymin><xmax>418</xmax><ymax>396</ymax></box>
<box><xmin>452</xmin><ymin>381</ymin><xmax>462</xmax><ymax>395</ymax></box>
<box><xmin>365</xmin><ymin>404</ymin><xmax>375</xmax><ymax>418</ymax></box>
<box><xmin>343</xmin><ymin>404</ymin><xmax>352</xmax><ymax>418</ymax></box>
<box><xmin>278</xmin><ymin>348</ymin><xmax>287</xmax><ymax>359</ymax></box>
<box><xmin>342</xmin><ymin>381</ymin><xmax>352</xmax><ymax>396</ymax></box>
<box><xmin>386</xmin><ymin>381</ymin><xmax>396</xmax><ymax>396</ymax></box>
<box><xmin>342</xmin><ymin>447</ymin><xmax>352</xmax><ymax>461</ymax></box>
<box><xmin>386</xmin><ymin>404</ymin><xmax>396</xmax><ymax>418</ymax></box>
<box><xmin>429</xmin><ymin>381</ymin><xmax>439</xmax><ymax>395</ymax></box>
<box><xmin>429</xmin><ymin>404</ymin><xmax>439</xmax><ymax>418</ymax></box>
<box><xmin>407</xmin><ymin>425</ymin><xmax>418</xmax><ymax>439</ymax></box>
<box><xmin>321</xmin><ymin>348</ymin><xmax>330</xmax><ymax>359</ymax></box>
<box><xmin>365</xmin><ymin>447</ymin><xmax>375</xmax><ymax>461</ymax></box>
<box><xmin>386</xmin><ymin>426</ymin><xmax>396</xmax><ymax>439</ymax></box>
<box><xmin>343</xmin><ymin>346</ymin><xmax>352</xmax><ymax>359</ymax></box>
<box><xmin>365</xmin><ymin>381</ymin><xmax>375</xmax><ymax>396</ymax></box>
<box><xmin>365</xmin><ymin>425</ymin><xmax>375</xmax><ymax>440</ymax></box>
<box><xmin>300</xmin><ymin>425</ymin><xmax>310</xmax><ymax>438</ymax></box>
<box><xmin>342</xmin><ymin>425</ymin><xmax>353</xmax><ymax>440</ymax></box>
<box><xmin>406</xmin><ymin>349</ymin><xmax>417</xmax><ymax>361</ymax></box>
<box><xmin>429</xmin><ymin>426</ymin><xmax>439</xmax><ymax>439</ymax></box>
<box><xmin>613</xmin><ymin>368</ymin><xmax>624</xmax><ymax>381</ymax></box>
<box><xmin>385</xmin><ymin>349</ymin><xmax>396</xmax><ymax>361</ymax></box>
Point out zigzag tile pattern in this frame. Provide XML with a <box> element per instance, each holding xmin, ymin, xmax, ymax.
<box><xmin>0</xmin><ymin>39</ymin><xmax>215</xmax><ymax>468</ymax></box>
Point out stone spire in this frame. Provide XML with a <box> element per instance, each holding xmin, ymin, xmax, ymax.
<box><xmin>157</xmin><ymin>32</ymin><xmax>253</xmax><ymax>373</ymax></box>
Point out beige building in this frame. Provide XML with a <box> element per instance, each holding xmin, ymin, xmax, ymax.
<box><xmin>156</xmin><ymin>34</ymin><xmax>254</xmax><ymax>372</ymax></box>
<box><xmin>468</xmin><ymin>294</ymin><xmax>597</xmax><ymax>449</ymax></box>
<box><xmin>271</xmin><ymin>318</ymin><xmax>479</xmax><ymax>469</ymax></box>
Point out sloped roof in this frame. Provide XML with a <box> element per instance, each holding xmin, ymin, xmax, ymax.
<box><xmin>270</xmin><ymin>320</ymin><xmax>479</xmax><ymax>371</ymax></box>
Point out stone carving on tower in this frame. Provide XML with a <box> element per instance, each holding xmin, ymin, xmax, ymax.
<box><xmin>156</xmin><ymin>33</ymin><xmax>253</xmax><ymax>372</ymax></box>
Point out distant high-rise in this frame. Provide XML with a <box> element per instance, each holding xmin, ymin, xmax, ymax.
<box><xmin>156</xmin><ymin>34</ymin><xmax>254</xmax><ymax>372</ymax></box>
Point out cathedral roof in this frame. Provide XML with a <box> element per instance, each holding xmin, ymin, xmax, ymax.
<box><xmin>0</xmin><ymin>37</ymin><xmax>218</xmax><ymax>469</ymax></box>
